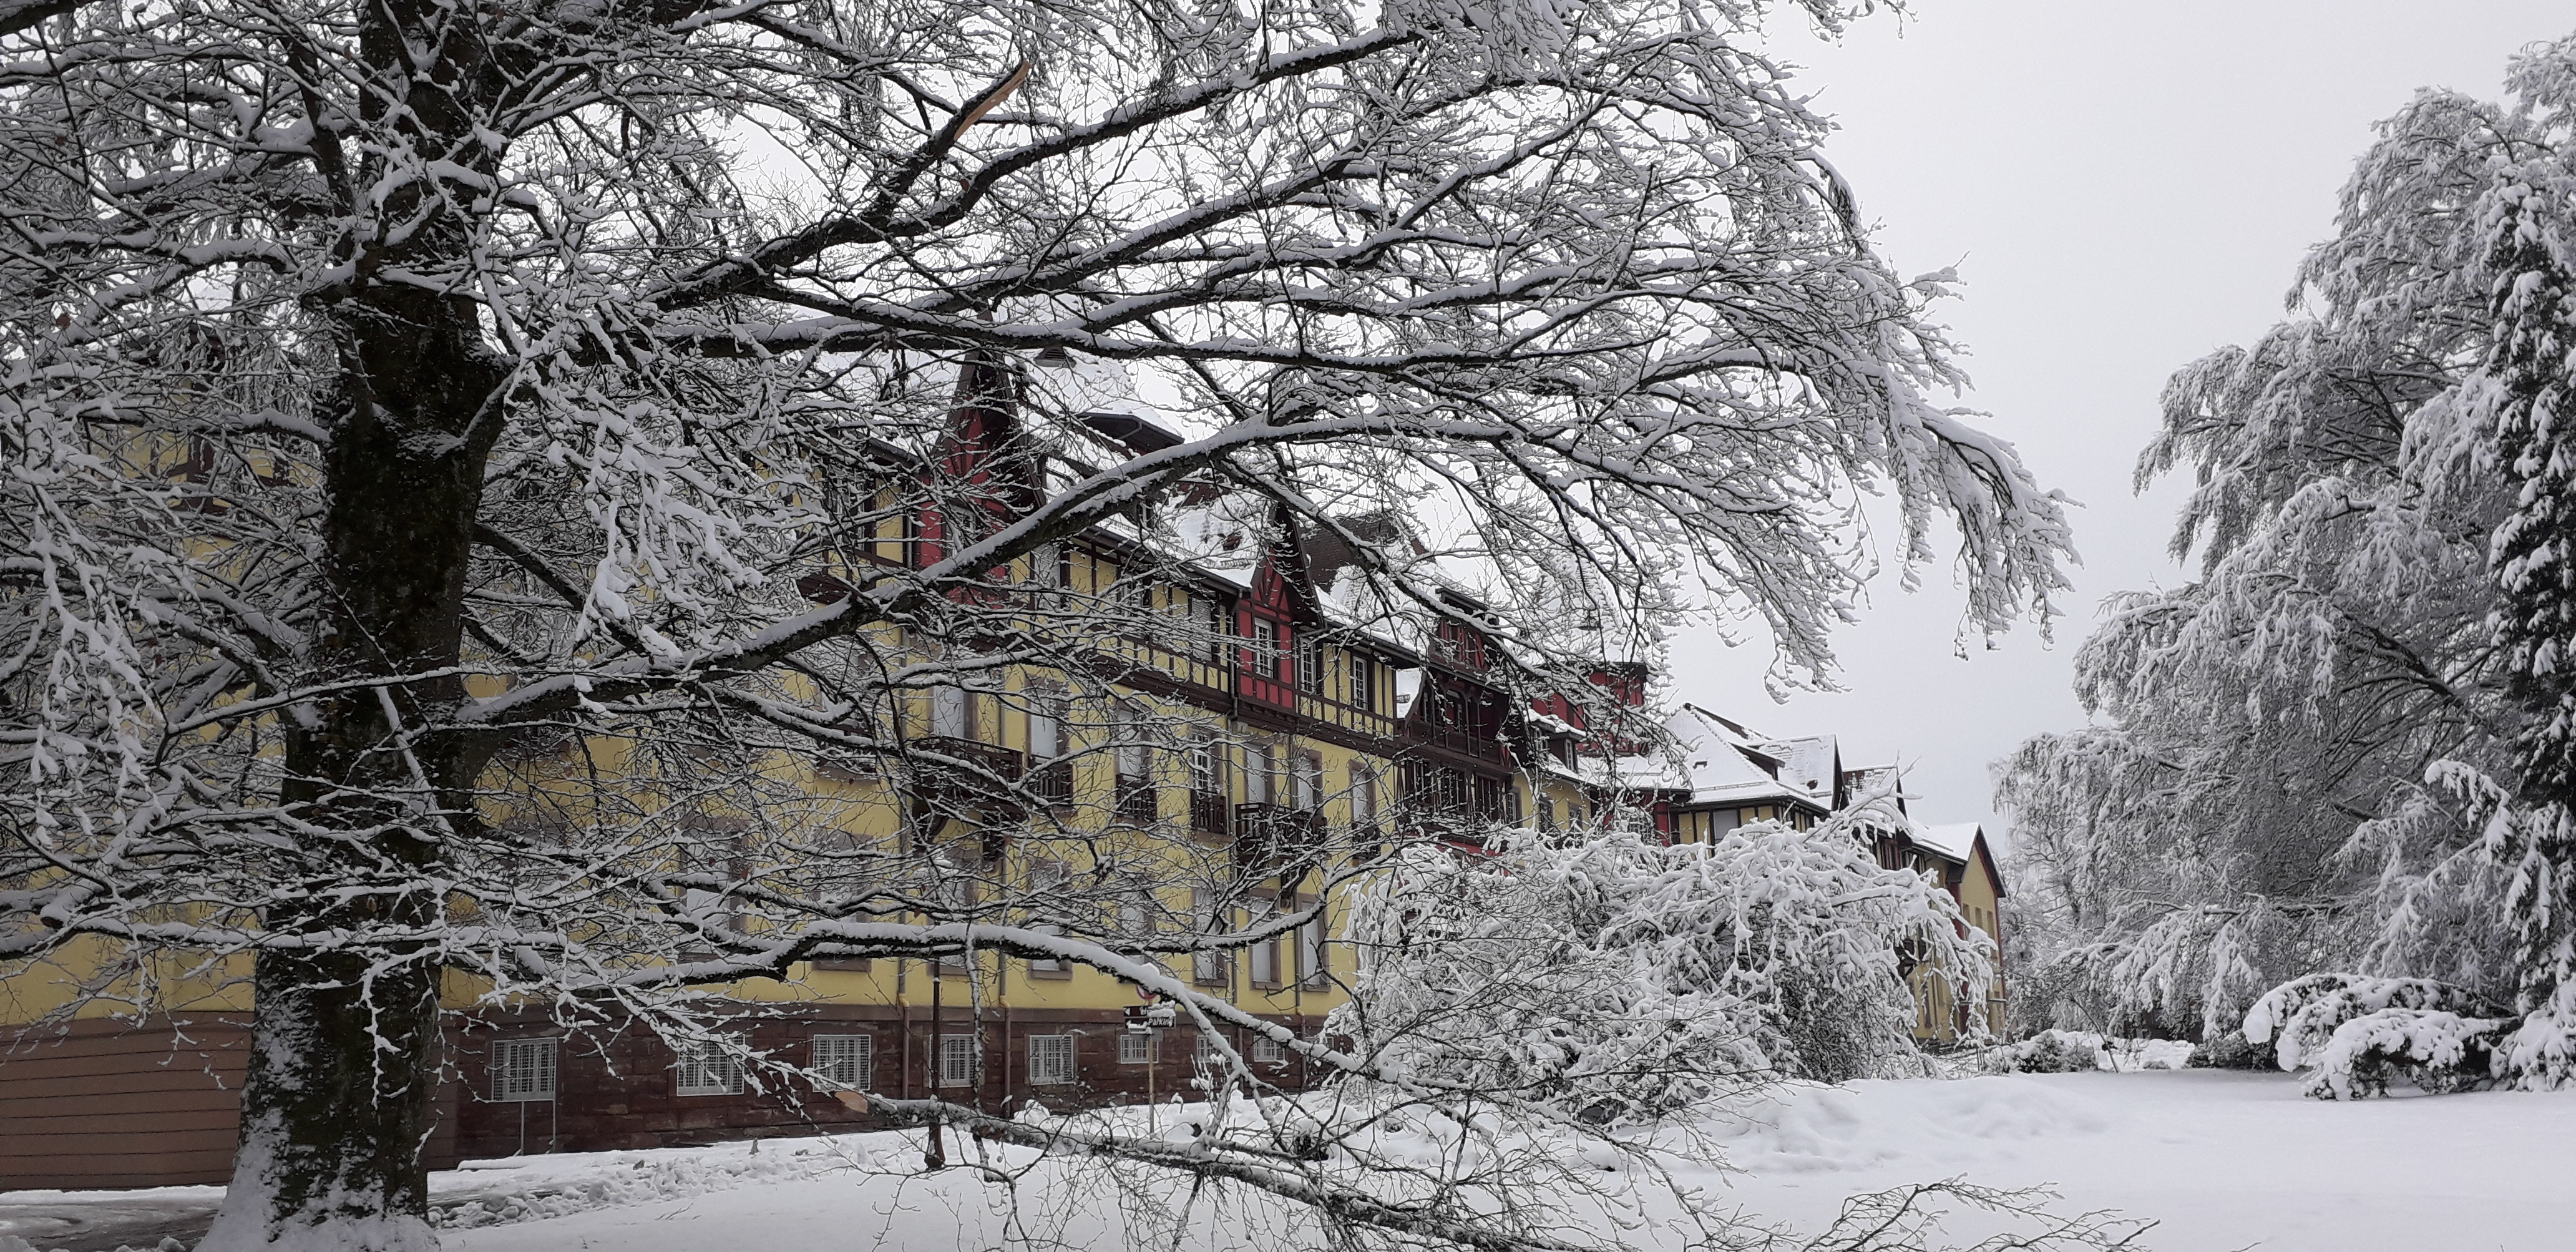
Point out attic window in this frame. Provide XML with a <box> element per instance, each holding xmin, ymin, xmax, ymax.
<box><xmin>1221</xmin><ymin>533</ymin><xmax>1242</xmax><ymax>551</ymax></box>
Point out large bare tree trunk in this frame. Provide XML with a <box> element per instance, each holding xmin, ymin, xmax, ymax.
<box><xmin>204</xmin><ymin>306</ymin><xmax>503</xmax><ymax>1250</ymax></box>
<box><xmin>201</xmin><ymin>3</ymin><xmax>508</xmax><ymax>1230</ymax></box>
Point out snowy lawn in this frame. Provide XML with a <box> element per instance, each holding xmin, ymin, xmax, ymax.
<box><xmin>430</xmin><ymin>1072</ymin><xmax>2576</xmax><ymax>1252</ymax></box>
<box><xmin>1702</xmin><ymin>1070</ymin><xmax>2576</xmax><ymax>1250</ymax></box>
<box><xmin>9</xmin><ymin>1071</ymin><xmax>2570</xmax><ymax>1252</ymax></box>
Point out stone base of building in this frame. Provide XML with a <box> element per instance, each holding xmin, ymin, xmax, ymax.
<box><xmin>3</xmin><ymin>1007</ymin><xmax>1322</xmax><ymax>1191</ymax></box>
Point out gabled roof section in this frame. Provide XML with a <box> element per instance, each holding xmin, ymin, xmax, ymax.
<box><xmin>1657</xmin><ymin>705</ymin><xmax>1830</xmax><ymax>810</ymax></box>
<box><xmin>1909</xmin><ymin>821</ymin><xmax>2006</xmax><ymax>899</ymax></box>
<box><xmin>1756</xmin><ymin>733</ymin><xmax>1839</xmax><ymax>809</ymax></box>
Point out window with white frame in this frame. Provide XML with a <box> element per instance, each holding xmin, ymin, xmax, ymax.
<box><xmin>1298</xmin><ymin>904</ymin><xmax>1329</xmax><ymax>987</ymax></box>
<box><xmin>812</xmin><ymin>1034</ymin><xmax>872</xmax><ymax>1091</ymax></box>
<box><xmin>1027</xmin><ymin>691</ymin><xmax>1067</xmax><ymax>761</ymax></box>
<box><xmin>936</xmin><ymin>1034</ymin><xmax>978</xmax><ymax>1087</ymax></box>
<box><xmin>1116</xmin><ymin>876</ymin><xmax>1157</xmax><ymax>939</ymax></box>
<box><xmin>1028</xmin><ymin>1034</ymin><xmax>1076</xmax><ymax>1086</ymax></box>
<box><xmin>1201</xmin><ymin>595</ymin><xmax>1229</xmax><ymax>664</ymax></box>
<box><xmin>1248</xmin><ymin>899</ymin><xmax>1279</xmax><ymax>986</ymax></box>
<box><xmin>1251</xmin><ymin>1035</ymin><xmax>1287</xmax><ymax>1065</ymax></box>
<box><xmin>930</xmin><ymin>683</ymin><xmax>973</xmax><ymax>740</ymax></box>
<box><xmin>1113</xmin><ymin>705</ymin><xmax>1152</xmax><ymax>780</ymax></box>
<box><xmin>1247</xmin><ymin>743</ymin><xmax>1278</xmax><ymax>805</ymax></box>
<box><xmin>1193</xmin><ymin>1031</ymin><xmax>1225</xmax><ymax>1064</ymax></box>
<box><xmin>1190</xmin><ymin>889</ymin><xmax>1229</xmax><ymax>984</ymax></box>
<box><xmin>491</xmin><ymin>1038</ymin><xmax>557</xmax><ymax>1102</ymax></box>
<box><xmin>674</xmin><ymin>1040</ymin><xmax>743</xmax><ymax>1096</ymax></box>
<box><xmin>1251</xmin><ymin>617</ymin><xmax>1281</xmax><ymax>676</ymax></box>
<box><xmin>1117</xmin><ymin>1030</ymin><xmax>1156</xmax><ymax>1065</ymax></box>
<box><xmin>1188</xmin><ymin>734</ymin><xmax>1223</xmax><ymax>796</ymax></box>
<box><xmin>1025</xmin><ymin>917</ymin><xmax>1068</xmax><ymax>977</ymax></box>
<box><xmin>1290</xmin><ymin>752</ymin><xmax>1322</xmax><ymax>811</ymax></box>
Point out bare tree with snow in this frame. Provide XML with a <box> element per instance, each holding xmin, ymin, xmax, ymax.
<box><xmin>2</xmin><ymin>0</ymin><xmax>2074</xmax><ymax>1246</ymax></box>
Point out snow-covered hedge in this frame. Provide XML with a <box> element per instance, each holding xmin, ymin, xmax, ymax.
<box><xmin>2240</xmin><ymin>973</ymin><xmax>2543</xmax><ymax>1098</ymax></box>
<box><xmin>2183</xmin><ymin>1031</ymin><xmax>2273</xmax><ymax>1071</ymax></box>
<box><xmin>1329</xmin><ymin>817</ymin><xmax>1991</xmax><ymax>1125</ymax></box>
<box><xmin>1968</xmin><ymin>1030</ymin><xmax>2192</xmax><ymax>1075</ymax></box>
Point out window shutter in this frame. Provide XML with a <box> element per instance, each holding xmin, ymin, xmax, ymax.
<box><xmin>937</xmin><ymin>1035</ymin><xmax>978</xmax><ymax>1087</ymax></box>
<box><xmin>492</xmin><ymin>1039</ymin><xmax>557</xmax><ymax>1102</ymax></box>
<box><xmin>1028</xmin><ymin>1034</ymin><xmax>1076</xmax><ymax>1085</ymax></box>
<box><xmin>676</xmin><ymin>1041</ymin><xmax>744</xmax><ymax>1095</ymax></box>
<box><xmin>814</xmin><ymin>1034</ymin><xmax>872</xmax><ymax>1090</ymax></box>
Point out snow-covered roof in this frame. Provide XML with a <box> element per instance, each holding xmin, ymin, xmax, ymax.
<box><xmin>1755</xmin><ymin>733</ymin><xmax>1837</xmax><ymax>807</ymax></box>
<box><xmin>1661</xmin><ymin>706</ymin><xmax>1825</xmax><ymax>809</ymax></box>
<box><xmin>1910</xmin><ymin>821</ymin><xmax>1984</xmax><ymax>865</ymax></box>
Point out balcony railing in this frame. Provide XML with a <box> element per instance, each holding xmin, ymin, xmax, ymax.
<box><xmin>1415</xmin><ymin>724</ymin><xmax>1510</xmax><ymax>765</ymax></box>
<box><xmin>912</xmin><ymin>735</ymin><xmax>1027</xmax><ymax>808</ymax></box>
<box><xmin>1028</xmin><ymin>758</ymin><xmax>1075</xmax><ymax>808</ymax></box>
<box><xmin>1113</xmin><ymin>775</ymin><xmax>1159</xmax><ymax>826</ymax></box>
<box><xmin>1234</xmin><ymin>803</ymin><xmax>1327</xmax><ymax>876</ymax></box>
<box><xmin>1188</xmin><ymin>790</ymin><xmax>1231</xmax><ymax>836</ymax></box>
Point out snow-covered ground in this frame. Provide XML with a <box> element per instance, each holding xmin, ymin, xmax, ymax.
<box><xmin>7</xmin><ymin>1071</ymin><xmax>2571</xmax><ymax>1252</ymax></box>
<box><xmin>1705</xmin><ymin>1070</ymin><xmax>2576</xmax><ymax>1248</ymax></box>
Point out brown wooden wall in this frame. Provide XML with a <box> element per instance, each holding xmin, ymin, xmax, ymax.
<box><xmin>3</xmin><ymin>1008</ymin><xmax>1318</xmax><ymax>1190</ymax></box>
<box><xmin>0</xmin><ymin>1017</ymin><xmax>461</xmax><ymax>1192</ymax></box>
<box><xmin>1</xmin><ymin>1017</ymin><xmax>251</xmax><ymax>1190</ymax></box>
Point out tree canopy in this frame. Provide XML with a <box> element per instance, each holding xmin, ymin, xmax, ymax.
<box><xmin>3</xmin><ymin>0</ymin><xmax>2072</xmax><ymax>1246</ymax></box>
<box><xmin>1996</xmin><ymin>34</ymin><xmax>2576</xmax><ymax>1093</ymax></box>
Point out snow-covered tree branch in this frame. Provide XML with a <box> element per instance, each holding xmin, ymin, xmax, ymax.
<box><xmin>3</xmin><ymin>0</ymin><xmax>2071</xmax><ymax>1246</ymax></box>
<box><xmin>1993</xmin><ymin>31</ymin><xmax>2576</xmax><ymax>1093</ymax></box>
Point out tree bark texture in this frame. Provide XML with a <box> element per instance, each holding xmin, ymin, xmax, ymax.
<box><xmin>203</xmin><ymin>0</ymin><xmax>509</xmax><ymax>1238</ymax></box>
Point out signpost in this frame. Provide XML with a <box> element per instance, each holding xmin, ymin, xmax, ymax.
<box><xmin>1124</xmin><ymin>999</ymin><xmax>1178</xmax><ymax>1128</ymax></box>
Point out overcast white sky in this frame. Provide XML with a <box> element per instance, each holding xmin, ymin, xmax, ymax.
<box><xmin>1664</xmin><ymin>1</ymin><xmax>2572</xmax><ymax>845</ymax></box>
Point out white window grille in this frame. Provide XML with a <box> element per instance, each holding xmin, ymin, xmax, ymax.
<box><xmin>1118</xmin><ymin>1030</ymin><xmax>1156</xmax><ymax>1065</ymax></box>
<box><xmin>675</xmin><ymin>1041</ymin><xmax>743</xmax><ymax>1096</ymax></box>
<box><xmin>1251</xmin><ymin>1035</ymin><xmax>1287</xmax><ymax>1065</ymax></box>
<box><xmin>1188</xmin><ymin>737</ymin><xmax>1222</xmax><ymax>796</ymax></box>
<box><xmin>491</xmin><ymin>1039</ymin><xmax>556</xmax><ymax>1102</ymax></box>
<box><xmin>1028</xmin><ymin>1034</ymin><xmax>1077</xmax><ymax>1086</ymax></box>
<box><xmin>1193</xmin><ymin>1032</ymin><xmax>1225</xmax><ymax>1064</ymax></box>
<box><xmin>936</xmin><ymin>1034</ymin><xmax>978</xmax><ymax>1087</ymax></box>
<box><xmin>812</xmin><ymin>1034</ymin><xmax>872</xmax><ymax>1090</ymax></box>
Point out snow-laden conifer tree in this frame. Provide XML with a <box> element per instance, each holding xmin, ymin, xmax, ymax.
<box><xmin>2</xmin><ymin>0</ymin><xmax>2074</xmax><ymax>1246</ymax></box>
<box><xmin>1996</xmin><ymin>32</ymin><xmax>2576</xmax><ymax>1091</ymax></box>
